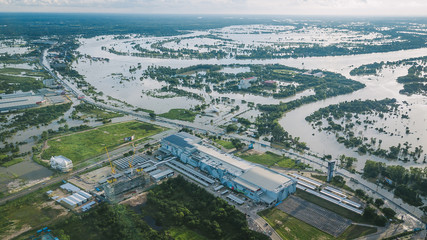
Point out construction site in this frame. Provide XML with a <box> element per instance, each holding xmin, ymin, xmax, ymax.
<box><xmin>69</xmin><ymin>144</ymin><xmax>176</xmax><ymax>203</ymax></box>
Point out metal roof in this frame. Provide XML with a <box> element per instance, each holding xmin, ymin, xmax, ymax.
<box><xmin>51</xmin><ymin>156</ymin><xmax>73</xmax><ymax>167</ymax></box>
<box><xmin>149</xmin><ymin>169</ymin><xmax>162</xmax><ymax>176</ymax></box>
<box><xmin>78</xmin><ymin>191</ymin><xmax>91</xmax><ymax>199</ymax></box>
<box><xmin>60</xmin><ymin>183</ymin><xmax>80</xmax><ymax>192</ymax></box>
<box><xmin>61</xmin><ymin>197</ymin><xmax>77</xmax><ymax>207</ymax></box>
<box><xmin>195</xmin><ymin>144</ymin><xmax>252</xmax><ymax>175</ymax></box>
<box><xmin>163</xmin><ymin>132</ymin><xmax>201</xmax><ymax>150</ymax></box>
<box><xmin>68</xmin><ymin>195</ymin><xmax>83</xmax><ymax>204</ymax></box>
<box><xmin>113</xmin><ymin>155</ymin><xmax>147</xmax><ymax>170</ymax></box>
<box><xmin>71</xmin><ymin>193</ymin><xmax>86</xmax><ymax>202</ymax></box>
<box><xmin>227</xmin><ymin>194</ymin><xmax>245</xmax><ymax>204</ymax></box>
<box><xmin>144</xmin><ymin>165</ymin><xmax>157</xmax><ymax>173</ymax></box>
<box><xmin>0</xmin><ymin>94</ymin><xmax>44</xmax><ymax>111</ymax></box>
<box><xmin>237</xmin><ymin>166</ymin><xmax>294</xmax><ymax>193</ymax></box>
<box><xmin>152</xmin><ymin>169</ymin><xmax>174</xmax><ymax>180</ymax></box>
<box><xmin>233</xmin><ymin>177</ymin><xmax>260</xmax><ymax>192</ymax></box>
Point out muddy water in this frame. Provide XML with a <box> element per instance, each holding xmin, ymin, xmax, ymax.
<box><xmin>74</xmin><ymin>35</ymin><xmax>427</xmax><ymax>170</ymax></box>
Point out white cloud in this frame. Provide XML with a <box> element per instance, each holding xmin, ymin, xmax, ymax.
<box><xmin>0</xmin><ymin>0</ymin><xmax>426</xmax><ymax>15</ymax></box>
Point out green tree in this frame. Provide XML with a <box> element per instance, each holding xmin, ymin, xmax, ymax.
<box><xmin>374</xmin><ymin>198</ymin><xmax>385</xmax><ymax>208</ymax></box>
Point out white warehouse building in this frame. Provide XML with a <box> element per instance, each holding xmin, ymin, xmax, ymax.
<box><xmin>161</xmin><ymin>132</ymin><xmax>296</xmax><ymax>205</ymax></box>
<box><xmin>50</xmin><ymin>155</ymin><xmax>73</xmax><ymax>172</ymax></box>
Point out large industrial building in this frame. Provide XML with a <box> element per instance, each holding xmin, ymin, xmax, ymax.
<box><xmin>0</xmin><ymin>91</ymin><xmax>45</xmax><ymax>113</ymax></box>
<box><xmin>161</xmin><ymin>132</ymin><xmax>297</xmax><ymax>204</ymax></box>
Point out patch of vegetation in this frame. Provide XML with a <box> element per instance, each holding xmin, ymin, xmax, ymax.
<box><xmin>363</xmin><ymin>160</ymin><xmax>426</xmax><ymax>206</ymax></box>
<box><xmin>214</xmin><ymin>139</ymin><xmax>235</xmax><ymax>149</ymax></box>
<box><xmin>0</xmin><ymin>157</ymin><xmax>25</xmax><ymax>167</ymax></box>
<box><xmin>310</xmin><ymin>175</ymin><xmax>354</xmax><ymax>192</ymax></box>
<box><xmin>134</xmin><ymin>107</ymin><xmax>155</xmax><ymax>114</ymax></box>
<box><xmin>48</xmin><ymin>203</ymin><xmax>165</xmax><ymax>240</ymax></box>
<box><xmin>238</xmin><ymin>151</ymin><xmax>308</xmax><ymax>170</ymax></box>
<box><xmin>259</xmin><ymin>207</ymin><xmax>333</xmax><ymax>240</ymax></box>
<box><xmin>144</xmin><ymin>176</ymin><xmax>268</xmax><ymax>240</ymax></box>
<box><xmin>0</xmin><ymin>103</ymin><xmax>72</xmax><ymax>141</ymax></box>
<box><xmin>350</xmin><ymin>62</ymin><xmax>384</xmax><ymax>76</ymax></box>
<box><xmin>0</xmin><ymin>183</ymin><xmax>63</xmax><ymax>238</ymax></box>
<box><xmin>305</xmin><ymin>99</ymin><xmax>422</xmax><ymax>161</ymax></box>
<box><xmin>0</xmin><ymin>74</ymin><xmax>44</xmax><ymax>94</ymax></box>
<box><xmin>257</xmin><ymin>68</ymin><xmax>365</xmax><ymax>150</ymax></box>
<box><xmin>41</xmin><ymin>121</ymin><xmax>165</xmax><ymax>163</ymax></box>
<box><xmin>349</xmin><ymin>56</ymin><xmax>427</xmax><ymax>96</ymax></box>
<box><xmin>159</xmin><ymin>108</ymin><xmax>197</xmax><ymax>122</ymax></box>
<box><xmin>71</xmin><ymin>103</ymin><xmax>123</xmax><ymax>121</ymax></box>
<box><xmin>166</xmin><ymin>227</ymin><xmax>208</xmax><ymax>240</ymax></box>
<box><xmin>305</xmin><ymin>98</ymin><xmax>398</xmax><ymax>123</ymax></box>
<box><xmin>337</xmin><ymin>224</ymin><xmax>377</xmax><ymax>240</ymax></box>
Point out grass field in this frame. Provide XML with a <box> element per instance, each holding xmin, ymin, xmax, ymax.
<box><xmin>214</xmin><ymin>139</ymin><xmax>234</xmax><ymax>149</ymax></box>
<box><xmin>41</xmin><ymin>121</ymin><xmax>165</xmax><ymax>163</ymax></box>
<box><xmin>337</xmin><ymin>225</ymin><xmax>377</xmax><ymax>240</ymax></box>
<box><xmin>260</xmin><ymin>207</ymin><xmax>376</xmax><ymax>240</ymax></box>
<box><xmin>1</xmin><ymin>158</ymin><xmax>25</xmax><ymax>167</ymax></box>
<box><xmin>273</xmin><ymin>69</ymin><xmax>296</xmax><ymax>76</ymax></box>
<box><xmin>159</xmin><ymin>108</ymin><xmax>197</xmax><ymax>122</ymax></box>
<box><xmin>166</xmin><ymin>227</ymin><xmax>208</xmax><ymax>240</ymax></box>
<box><xmin>238</xmin><ymin>151</ymin><xmax>307</xmax><ymax>169</ymax></box>
<box><xmin>259</xmin><ymin>208</ymin><xmax>334</xmax><ymax>240</ymax></box>
<box><xmin>73</xmin><ymin>104</ymin><xmax>123</xmax><ymax>120</ymax></box>
<box><xmin>0</xmin><ymin>183</ymin><xmax>64</xmax><ymax>238</ymax></box>
<box><xmin>0</xmin><ymin>67</ymin><xmax>50</xmax><ymax>78</ymax></box>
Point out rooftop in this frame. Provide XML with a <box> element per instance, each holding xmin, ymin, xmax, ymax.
<box><xmin>195</xmin><ymin>144</ymin><xmax>253</xmax><ymax>175</ymax></box>
<box><xmin>0</xmin><ymin>94</ymin><xmax>44</xmax><ymax>111</ymax></box>
<box><xmin>51</xmin><ymin>155</ymin><xmax>73</xmax><ymax>164</ymax></box>
<box><xmin>237</xmin><ymin>166</ymin><xmax>294</xmax><ymax>193</ymax></box>
<box><xmin>163</xmin><ymin>132</ymin><xmax>201</xmax><ymax>151</ymax></box>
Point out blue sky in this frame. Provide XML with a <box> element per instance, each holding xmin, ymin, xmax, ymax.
<box><xmin>0</xmin><ymin>0</ymin><xmax>426</xmax><ymax>16</ymax></box>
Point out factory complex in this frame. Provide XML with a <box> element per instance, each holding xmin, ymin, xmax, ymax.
<box><xmin>0</xmin><ymin>89</ymin><xmax>69</xmax><ymax>113</ymax></box>
<box><xmin>161</xmin><ymin>132</ymin><xmax>297</xmax><ymax>205</ymax></box>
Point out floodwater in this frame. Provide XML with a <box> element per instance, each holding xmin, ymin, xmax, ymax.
<box><xmin>0</xmin><ymin>95</ymin><xmax>134</xmax><ymax>192</ymax></box>
<box><xmin>72</xmin><ymin>31</ymin><xmax>427</xmax><ymax>170</ymax></box>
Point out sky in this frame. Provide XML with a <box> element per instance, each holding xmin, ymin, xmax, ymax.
<box><xmin>0</xmin><ymin>0</ymin><xmax>426</xmax><ymax>16</ymax></box>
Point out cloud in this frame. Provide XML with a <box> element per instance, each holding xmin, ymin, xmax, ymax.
<box><xmin>0</xmin><ymin>0</ymin><xmax>426</xmax><ymax>15</ymax></box>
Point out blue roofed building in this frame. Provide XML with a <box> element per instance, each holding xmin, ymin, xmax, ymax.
<box><xmin>161</xmin><ymin>133</ymin><xmax>296</xmax><ymax>205</ymax></box>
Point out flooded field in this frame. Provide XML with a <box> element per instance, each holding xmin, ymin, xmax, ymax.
<box><xmin>72</xmin><ymin>24</ymin><xmax>427</xmax><ymax>171</ymax></box>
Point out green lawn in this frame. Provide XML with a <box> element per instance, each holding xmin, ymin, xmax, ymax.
<box><xmin>259</xmin><ymin>208</ymin><xmax>333</xmax><ymax>240</ymax></box>
<box><xmin>238</xmin><ymin>151</ymin><xmax>307</xmax><ymax>169</ymax></box>
<box><xmin>167</xmin><ymin>227</ymin><xmax>208</xmax><ymax>240</ymax></box>
<box><xmin>337</xmin><ymin>224</ymin><xmax>377</xmax><ymax>240</ymax></box>
<box><xmin>1</xmin><ymin>158</ymin><xmax>25</xmax><ymax>167</ymax></box>
<box><xmin>214</xmin><ymin>139</ymin><xmax>234</xmax><ymax>149</ymax></box>
<box><xmin>159</xmin><ymin>109</ymin><xmax>197</xmax><ymax>122</ymax></box>
<box><xmin>41</xmin><ymin>121</ymin><xmax>165</xmax><ymax>163</ymax></box>
<box><xmin>73</xmin><ymin>104</ymin><xmax>123</xmax><ymax>120</ymax></box>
